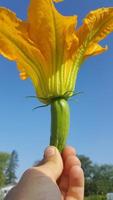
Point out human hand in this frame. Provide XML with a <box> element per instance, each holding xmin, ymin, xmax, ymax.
<box><xmin>5</xmin><ymin>146</ymin><xmax>84</xmax><ymax>200</ymax></box>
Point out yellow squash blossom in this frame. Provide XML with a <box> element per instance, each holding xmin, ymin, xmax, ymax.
<box><xmin>0</xmin><ymin>0</ymin><xmax>113</xmax><ymax>151</ymax></box>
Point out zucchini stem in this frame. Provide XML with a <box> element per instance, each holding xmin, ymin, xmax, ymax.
<box><xmin>50</xmin><ymin>98</ymin><xmax>70</xmax><ymax>152</ymax></box>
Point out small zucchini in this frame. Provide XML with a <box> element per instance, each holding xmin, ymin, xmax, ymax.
<box><xmin>50</xmin><ymin>98</ymin><xmax>70</xmax><ymax>152</ymax></box>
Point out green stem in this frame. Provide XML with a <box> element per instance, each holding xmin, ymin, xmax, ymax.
<box><xmin>50</xmin><ymin>98</ymin><xmax>70</xmax><ymax>152</ymax></box>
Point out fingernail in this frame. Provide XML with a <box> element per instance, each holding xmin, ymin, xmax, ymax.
<box><xmin>44</xmin><ymin>146</ymin><xmax>55</xmax><ymax>158</ymax></box>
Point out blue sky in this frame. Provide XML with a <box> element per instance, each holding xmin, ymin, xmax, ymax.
<box><xmin>0</xmin><ymin>0</ymin><xmax>113</xmax><ymax>178</ymax></box>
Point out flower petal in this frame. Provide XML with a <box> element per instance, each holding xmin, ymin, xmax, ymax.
<box><xmin>84</xmin><ymin>43</ymin><xmax>108</xmax><ymax>58</ymax></box>
<box><xmin>17</xmin><ymin>64</ymin><xmax>28</xmax><ymax>80</ymax></box>
<box><xmin>53</xmin><ymin>0</ymin><xmax>63</xmax><ymax>2</ymax></box>
<box><xmin>28</xmin><ymin>0</ymin><xmax>78</xmax><ymax>95</ymax></box>
<box><xmin>28</xmin><ymin>0</ymin><xmax>77</xmax><ymax>64</ymax></box>
<box><xmin>77</xmin><ymin>8</ymin><xmax>113</xmax><ymax>48</ymax></box>
<box><xmin>0</xmin><ymin>7</ymin><xmax>48</xmax><ymax>98</ymax></box>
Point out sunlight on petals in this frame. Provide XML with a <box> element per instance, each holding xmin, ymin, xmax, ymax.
<box><xmin>53</xmin><ymin>0</ymin><xmax>63</xmax><ymax>2</ymax></box>
<box><xmin>0</xmin><ymin>2</ymin><xmax>113</xmax><ymax>104</ymax></box>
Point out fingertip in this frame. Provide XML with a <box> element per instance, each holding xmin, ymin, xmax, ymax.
<box><xmin>62</xmin><ymin>146</ymin><xmax>76</xmax><ymax>160</ymax></box>
<box><xmin>42</xmin><ymin>146</ymin><xmax>63</xmax><ymax>181</ymax></box>
<box><xmin>44</xmin><ymin>146</ymin><xmax>56</xmax><ymax>158</ymax></box>
<box><xmin>64</xmin><ymin>155</ymin><xmax>81</xmax><ymax>175</ymax></box>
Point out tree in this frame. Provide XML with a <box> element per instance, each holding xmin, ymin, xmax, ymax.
<box><xmin>78</xmin><ymin>155</ymin><xmax>94</xmax><ymax>178</ymax></box>
<box><xmin>92</xmin><ymin>164</ymin><xmax>113</xmax><ymax>195</ymax></box>
<box><xmin>5</xmin><ymin>150</ymin><xmax>18</xmax><ymax>185</ymax></box>
<box><xmin>0</xmin><ymin>152</ymin><xmax>10</xmax><ymax>187</ymax></box>
<box><xmin>78</xmin><ymin>155</ymin><xmax>113</xmax><ymax>196</ymax></box>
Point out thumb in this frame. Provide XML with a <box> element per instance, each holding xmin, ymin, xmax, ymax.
<box><xmin>37</xmin><ymin>146</ymin><xmax>63</xmax><ymax>181</ymax></box>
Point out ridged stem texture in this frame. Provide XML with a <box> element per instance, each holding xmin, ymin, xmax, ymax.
<box><xmin>50</xmin><ymin>98</ymin><xmax>70</xmax><ymax>152</ymax></box>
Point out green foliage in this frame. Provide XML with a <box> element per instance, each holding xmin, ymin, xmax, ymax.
<box><xmin>78</xmin><ymin>155</ymin><xmax>113</xmax><ymax>196</ymax></box>
<box><xmin>0</xmin><ymin>172</ymin><xmax>5</xmax><ymax>188</ymax></box>
<box><xmin>92</xmin><ymin>164</ymin><xmax>113</xmax><ymax>195</ymax></box>
<box><xmin>84</xmin><ymin>195</ymin><xmax>106</xmax><ymax>200</ymax></box>
<box><xmin>0</xmin><ymin>152</ymin><xmax>10</xmax><ymax>187</ymax></box>
<box><xmin>78</xmin><ymin>155</ymin><xmax>94</xmax><ymax>178</ymax></box>
<box><xmin>5</xmin><ymin>150</ymin><xmax>18</xmax><ymax>185</ymax></box>
<box><xmin>0</xmin><ymin>150</ymin><xmax>18</xmax><ymax>187</ymax></box>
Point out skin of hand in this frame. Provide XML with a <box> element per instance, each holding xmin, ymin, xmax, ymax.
<box><xmin>5</xmin><ymin>146</ymin><xmax>84</xmax><ymax>200</ymax></box>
